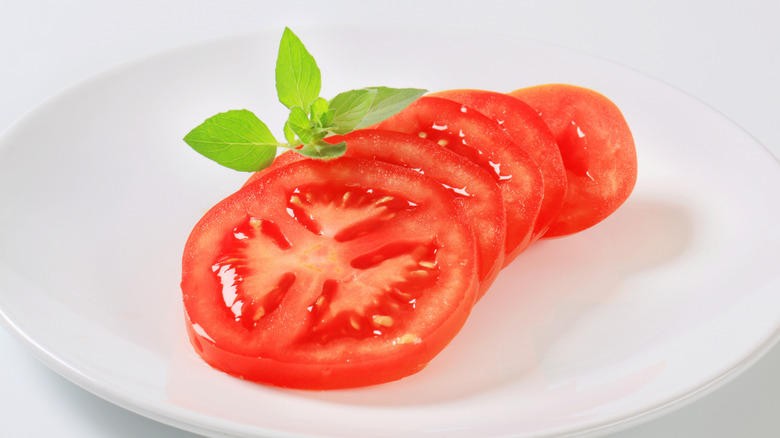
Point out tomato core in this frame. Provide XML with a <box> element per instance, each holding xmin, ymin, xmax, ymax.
<box><xmin>208</xmin><ymin>180</ymin><xmax>446</xmax><ymax>346</ymax></box>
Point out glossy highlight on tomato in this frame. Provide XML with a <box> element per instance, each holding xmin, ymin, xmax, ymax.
<box><xmin>375</xmin><ymin>96</ymin><xmax>544</xmax><ymax>265</ymax></box>
<box><xmin>182</xmin><ymin>157</ymin><xmax>479</xmax><ymax>389</ymax></box>
<box><xmin>510</xmin><ymin>84</ymin><xmax>637</xmax><ymax>237</ymax></box>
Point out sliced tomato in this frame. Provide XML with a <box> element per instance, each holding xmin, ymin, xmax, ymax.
<box><xmin>375</xmin><ymin>96</ymin><xmax>544</xmax><ymax>265</ymax></box>
<box><xmin>429</xmin><ymin>89</ymin><xmax>567</xmax><ymax>241</ymax></box>
<box><xmin>510</xmin><ymin>84</ymin><xmax>637</xmax><ymax>237</ymax></box>
<box><xmin>245</xmin><ymin>130</ymin><xmax>506</xmax><ymax>298</ymax></box>
<box><xmin>182</xmin><ymin>157</ymin><xmax>479</xmax><ymax>389</ymax></box>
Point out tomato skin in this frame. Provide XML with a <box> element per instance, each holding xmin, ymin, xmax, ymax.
<box><xmin>510</xmin><ymin>84</ymin><xmax>637</xmax><ymax>237</ymax></box>
<box><xmin>429</xmin><ymin>89</ymin><xmax>567</xmax><ymax>241</ymax></box>
<box><xmin>246</xmin><ymin>129</ymin><xmax>506</xmax><ymax>298</ymax></box>
<box><xmin>182</xmin><ymin>157</ymin><xmax>479</xmax><ymax>389</ymax></box>
<box><xmin>375</xmin><ymin>96</ymin><xmax>544</xmax><ymax>265</ymax></box>
<box><xmin>186</xmin><ymin>301</ymin><xmax>444</xmax><ymax>390</ymax></box>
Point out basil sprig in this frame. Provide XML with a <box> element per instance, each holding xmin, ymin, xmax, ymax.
<box><xmin>184</xmin><ymin>27</ymin><xmax>425</xmax><ymax>172</ymax></box>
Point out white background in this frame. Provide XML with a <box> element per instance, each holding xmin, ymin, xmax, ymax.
<box><xmin>1</xmin><ymin>1</ymin><xmax>778</xmax><ymax>437</ymax></box>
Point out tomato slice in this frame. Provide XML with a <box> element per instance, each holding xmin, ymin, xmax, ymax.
<box><xmin>375</xmin><ymin>96</ymin><xmax>544</xmax><ymax>265</ymax></box>
<box><xmin>182</xmin><ymin>157</ymin><xmax>479</xmax><ymax>389</ymax></box>
<box><xmin>245</xmin><ymin>130</ymin><xmax>506</xmax><ymax>298</ymax></box>
<box><xmin>429</xmin><ymin>89</ymin><xmax>567</xmax><ymax>241</ymax></box>
<box><xmin>510</xmin><ymin>84</ymin><xmax>638</xmax><ymax>237</ymax></box>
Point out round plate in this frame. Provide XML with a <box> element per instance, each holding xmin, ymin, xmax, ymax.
<box><xmin>1</xmin><ymin>25</ymin><xmax>779</xmax><ymax>438</ymax></box>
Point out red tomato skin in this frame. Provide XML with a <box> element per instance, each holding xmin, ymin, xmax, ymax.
<box><xmin>510</xmin><ymin>84</ymin><xmax>638</xmax><ymax>237</ymax></box>
<box><xmin>186</xmin><ymin>304</ymin><xmax>450</xmax><ymax>390</ymax></box>
<box><xmin>182</xmin><ymin>157</ymin><xmax>479</xmax><ymax>389</ymax></box>
<box><xmin>374</xmin><ymin>96</ymin><xmax>544</xmax><ymax>265</ymax></box>
<box><xmin>429</xmin><ymin>89</ymin><xmax>567</xmax><ymax>241</ymax></box>
<box><xmin>246</xmin><ymin>130</ymin><xmax>506</xmax><ymax>298</ymax></box>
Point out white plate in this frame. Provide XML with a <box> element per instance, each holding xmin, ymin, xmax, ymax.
<box><xmin>1</xmin><ymin>25</ymin><xmax>779</xmax><ymax>438</ymax></box>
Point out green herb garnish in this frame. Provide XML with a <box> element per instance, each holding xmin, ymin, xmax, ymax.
<box><xmin>184</xmin><ymin>27</ymin><xmax>426</xmax><ymax>171</ymax></box>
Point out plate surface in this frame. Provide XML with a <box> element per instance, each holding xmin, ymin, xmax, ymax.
<box><xmin>1</xmin><ymin>25</ymin><xmax>779</xmax><ymax>438</ymax></box>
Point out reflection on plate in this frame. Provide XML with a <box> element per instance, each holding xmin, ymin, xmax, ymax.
<box><xmin>1</xmin><ymin>25</ymin><xmax>779</xmax><ymax>438</ymax></box>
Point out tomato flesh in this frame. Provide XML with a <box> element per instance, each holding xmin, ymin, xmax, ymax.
<box><xmin>429</xmin><ymin>89</ymin><xmax>567</xmax><ymax>241</ymax></box>
<box><xmin>375</xmin><ymin>96</ymin><xmax>544</xmax><ymax>264</ymax></box>
<box><xmin>510</xmin><ymin>84</ymin><xmax>637</xmax><ymax>236</ymax></box>
<box><xmin>182</xmin><ymin>157</ymin><xmax>478</xmax><ymax>389</ymax></box>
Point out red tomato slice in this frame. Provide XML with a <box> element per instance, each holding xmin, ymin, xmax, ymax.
<box><xmin>245</xmin><ymin>130</ymin><xmax>506</xmax><ymax>298</ymax></box>
<box><xmin>375</xmin><ymin>96</ymin><xmax>544</xmax><ymax>265</ymax></box>
<box><xmin>429</xmin><ymin>89</ymin><xmax>567</xmax><ymax>241</ymax></box>
<box><xmin>182</xmin><ymin>157</ymin><xmax>479</xmax><ymax>389</ymax></box>
<box><xmin>510</xmin><ymin>84</ymin><xmax>638</xmax><ymax>237</ymax></box>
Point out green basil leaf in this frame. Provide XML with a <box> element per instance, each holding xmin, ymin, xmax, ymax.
<box><xmin>328</xmin><ymin>87</ymin><xmax>426</xmax><ymax>134</ymax></box>
<box><xmin>287</xmin><ymin>106</ymin><xmax>314</xmax><ymax>144</ymax></box>
<box><xmin>282</xmin><ymin>120</ymin><xmax>296</xmax><ymax>145</ymax></box>
<box><xmin>319</xmin><ymin>108</ymin><xmax>336</xmax><ymax>127</ymax></box>
<box><xmin>296</xmin><ymin>139</ymin><xmax>347</xmax><ymax>159</ymax></box>
<box><xmin>183</xmin><ymin>110</ymin><xmax>279</xmax><ymax>172</ymax></box>
<box><xmin>275</xmin><ymin>27</ymin><xmax>321</xmax><ymax>112</ymax></box>
<box><xmin>356</xmin><ymin>87</ymin><xmax>426</xmax><ymax>128</ymax></box>
<box><xmin>310</xmin><ymin>97</ymin><xmax>329</xmax><ymax>125</ymax></box>
<box><xmin>328</xmin><ymin>88</ymin><xmax>375</xmax><ymax>134</ymax></box>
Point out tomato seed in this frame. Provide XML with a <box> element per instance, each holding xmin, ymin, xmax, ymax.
<box><xmin>373</xmin><ymin>315</ymin><xmax>394</xmax><ymax>327</ymax></box>
<box><xmin>397</xmin><ymin>333</ymin><xmax>419</xmax><ymax>344</ymax></box>
<box><xmin>375</xmin><ymin>196</ymin><xmax>394</xmax><ymax>206</ymax></box>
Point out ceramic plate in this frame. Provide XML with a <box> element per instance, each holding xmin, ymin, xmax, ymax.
<box><xmin>1</xmin><ymin>25</ymin><xmax>779</xmax><ymax>438</ymax></box>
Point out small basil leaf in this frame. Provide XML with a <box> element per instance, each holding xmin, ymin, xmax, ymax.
<box><xmin>276</xmin><ymin>28</ymin><xmax>321</xmax><ymax>112</ymax></box>
<box><xmin>287</xmin><ymin>106</ymin><xmax>314</xmax><ymax>144</ymax></box>
<box><xmin>310</xmin><ymin>97</ymin><xmax>329</xmax><ymax>125</ymax></box>
<box><xmin>183</xmin><ymin>110</ymin><xmax>279</xmax><ymax>172</ymax></box>
<box><xmin>296</xmin><ymin>139</ymin><xmax>347</xmax><ymax>159</ymax></box>
<box><xmin>282</xmin><ymin>120</ymin><xmax>296</xmax><ymax>145</ymax></box>
<box><xmin>319</xmin><ymin>108</ymin><xmax>336</xmax><ymax>127</ymax></box>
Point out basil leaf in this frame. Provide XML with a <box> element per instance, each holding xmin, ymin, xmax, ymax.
<box><xmin>287</xmin><ymin>106</ymin><xmax>313</xmax><ymax>144</ymax></box>
<box><xmin>310</xmin><ymin>97</ymin><xmax>329</xmax><ymax>125</ymax></box>
<box><xmin>328</xmin><ymin>87</ymin><xmax>426</xmax><ymax>134</ymax></box>
<box><xmin>296</xmin><ymin>139</ymin><xmax>347</xmax><ymax>159</ymax></box>
<box><xmin>328</xmin><ymin>88</ymin><xmax>375</xmax><ymax>134</ymax></box>
<box><xmin>183</xmin><ymin>110</ymin><xmax>279</xmax><ymax>172</ymax></box>
<box><xmin>357</xmin><ymin>87</ymin><xmax>426</xmax><ymax>128</ymax></box>
<box><xmin>282</xmin><ymin>120</ymin><xmax>296</xmax><ymax>145</ymax></box>
<box><xmin>276</xmin><ymin>28</ymin><xmax>321</xmax><ymax>112</ymax></box>
<box><xmin>319</xmin><ymin>108</ymin><xmax>336</xmax><ymax>127</ymax></box>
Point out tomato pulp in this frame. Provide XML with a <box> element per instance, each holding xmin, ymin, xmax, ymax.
<box><xmin>510</xmin><ymin>84</ymin><xmax>637</xmax><ymax>237</ymax></box>
<box><xmin>182</xmin><ymin>157</ymin><xmax>479</xmax><ymax>389</ymax></box>
<box><xmin>375</xmin><ymin>96</ymin><xmax>544</xmax><ymax>265</ymax></box>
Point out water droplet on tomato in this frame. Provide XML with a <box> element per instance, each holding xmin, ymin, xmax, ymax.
<box><xmin>488</xmin><ymin>160</ymin><xmax>513</xmax><ymax>181</ymax></box>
